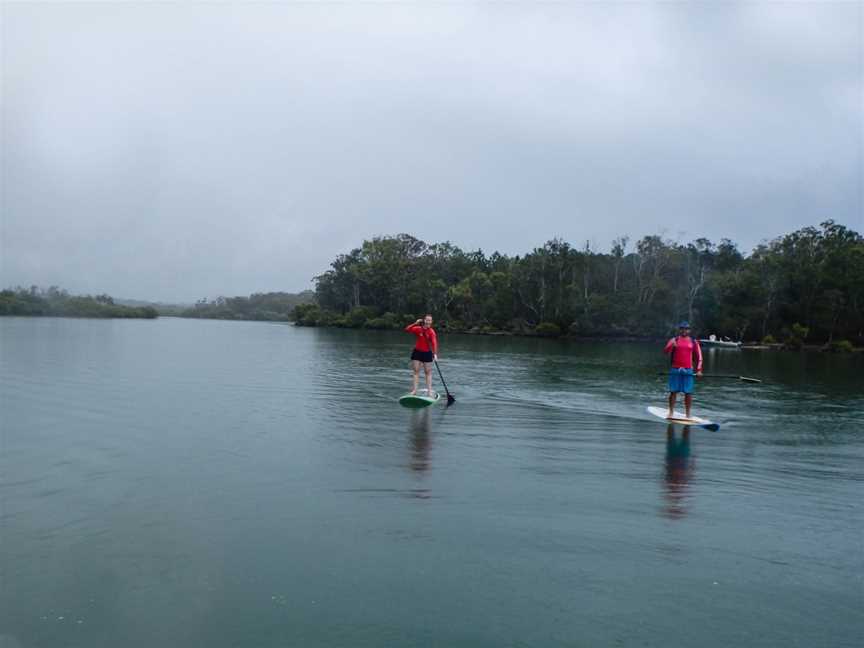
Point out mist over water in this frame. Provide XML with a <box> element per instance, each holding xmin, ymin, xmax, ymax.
<box><xmin>1</xmin><ymin>317</ymin><xmax>862</xmax><ymax>647</ymax></box>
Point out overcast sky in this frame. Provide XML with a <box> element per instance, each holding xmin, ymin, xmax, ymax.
<box><xmin>2</xmin><ymin>1</ymin><xmax>861</xmax><ymax>302</ymax></box>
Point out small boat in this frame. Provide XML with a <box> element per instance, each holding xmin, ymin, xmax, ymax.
<box><xmin>699</xmin><ymin>334</ymin><xmax>741</xmax><ymax>349</ymax></box>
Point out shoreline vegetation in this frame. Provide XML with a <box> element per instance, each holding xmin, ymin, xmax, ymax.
<box><xmin>4</xmin><ymin>221</ymin><xmax>861</xmax><ymax>353</ymax></box>
<box><xmin>298</xmin><ymin>221</ymin><xmax>863</xmax><ymax>353</ymax></box>
<box><xmin>0</xmin><ymin>287</ymin><xmax>158</xmax><ymax>319</ymax></box>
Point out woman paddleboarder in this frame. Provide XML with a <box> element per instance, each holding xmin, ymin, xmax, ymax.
<box><xmin>405</xmin><ymin>315</ymin><xmax>438</xmax><ymax>395</ymax></box>
<box><xmin>664</xmin><ymin>321</ymin><xmax>703</xmax><ymax>419</ymax></box>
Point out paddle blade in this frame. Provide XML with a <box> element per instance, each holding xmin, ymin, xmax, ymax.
<box><xmin>703</xmin><ymin>422</ymin><xmax>720</xmax><ymax>431</ymax></box>
<box><xmin>740</xmin><ymin>376</ymin><xmax>762</xmax><ymax>383</ymax></box>
<box><xmin>446</xmin><ymin>393</ymin><xmax>455</xmax><ymax>406</ymax></box>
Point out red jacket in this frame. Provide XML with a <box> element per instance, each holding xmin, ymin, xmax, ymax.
<box><xmin>664</xmin><ymin>336</ymin><xmax>702</xmax><ymax>372</ymax></box>
<box><xmin>405</xmin><ymin>324</ymin><xmax>438</xmax><ymax>354</ymax></box>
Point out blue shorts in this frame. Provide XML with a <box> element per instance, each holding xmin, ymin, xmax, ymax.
<box><xmin>668</xmin><ymin>368</ymin><xmax>695</xmax><ymax>394</ymax></box>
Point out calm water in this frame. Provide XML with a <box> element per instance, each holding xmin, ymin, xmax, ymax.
<box><xmin>1</xmin><ymin>317</ymin><xmax>862</xmax><ymax>647</ymax></box>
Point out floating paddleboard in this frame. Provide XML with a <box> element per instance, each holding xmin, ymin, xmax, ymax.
<box><xmin>399</xmin><ymin>391</ymin><xmax>441</xmax><ymax>408</ymax></box>
<box><xmin>647</xmin><ymin>406</ymin><xmax>718</xmax><ymax>430</ymax></box>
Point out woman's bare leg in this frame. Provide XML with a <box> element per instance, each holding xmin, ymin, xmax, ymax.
<box><xmin>424</xmin><ymin>363</ymin><xmax>433</xmax><ymax>394</ymax></box>
<box><xmin>411</xmin><ymin>360</ymin><xmax>421</xmax><ymax>394</ymax></box>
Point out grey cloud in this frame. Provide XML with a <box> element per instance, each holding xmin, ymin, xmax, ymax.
<box><xmin>1</xmin><ymin>2</ymin><xmax>861</xmax><ymax>301</ymax></box>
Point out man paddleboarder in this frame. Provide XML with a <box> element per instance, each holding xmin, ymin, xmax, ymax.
<box><xmin>405</xmin><ymin>315</ymin><xmax>438</xmax><ymax>396</ymax></box>
<box><xmin>664</xmin><ymin>321</ymin><xmax>703</xmax><ymax>419</ymax></box>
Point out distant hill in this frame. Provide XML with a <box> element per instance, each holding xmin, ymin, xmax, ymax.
<box><xmin>179</xmin><ymin>291</ymin><xmax>315</xmax><ymax>321</ymax></box>
<box><xmin>115</xmin><ymin>297</ymin><xmax>191</xmax><ymax>308</ymax></box>
<box><xmin>1</xmin><ymin>287</ymin><xmax>316</xmax><ymax>322</ymax></box>
<box><xmin>0</xmin><ymin>287</ymin><xmax>158</xmax><ymax>319</ymax></box>
<box><xmin>114</xmin><ymin>298</ymin><xmax>191</xmax><ymax>316</ymax></box>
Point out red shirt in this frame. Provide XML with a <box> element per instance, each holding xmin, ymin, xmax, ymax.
<box><xmin>664</xmin><ymin>336</ymin><xmax>703</xmax><ymax>372</ymax></box>
<box><xmin>405</xmin><ymin>324</ymin><xmax>438</xmax><ymax>354</ymax></box>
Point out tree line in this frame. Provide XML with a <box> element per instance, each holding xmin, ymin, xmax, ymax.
<box><xmin>180</xmin><ymin>291</ymin><xmax>315</xmax><ymax>321</ymax></box>
<box><xmin>0</xmin><ymin>286</ymin><xmax>158</xmax><ymax>319</ymax></box>
<box><xmin>297</xmin><ymin>220</ymin><xmax>863</xmax><ymax>347</ymax></box>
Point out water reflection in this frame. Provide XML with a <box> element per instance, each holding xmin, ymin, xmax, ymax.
<box><xmin>408</xmin><ymin>409</ymin><xmax>432</xmax><ymax>473</ymax></box>
<box><xmin>663</xmin><ymin>424</ymin><xmax>694</xmax><ymax>519</ymax></box>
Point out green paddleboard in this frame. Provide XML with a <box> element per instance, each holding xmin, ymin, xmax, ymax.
<box><xmin>398</xmin><ymin>391</ymin><xmax>441</xmax><ymax>408</ymax></box>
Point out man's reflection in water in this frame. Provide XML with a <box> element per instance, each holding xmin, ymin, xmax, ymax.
<box><xmin>663</xmin><ymin>423</ymin><xmax>694</xmax><ymax>519</ymax></box>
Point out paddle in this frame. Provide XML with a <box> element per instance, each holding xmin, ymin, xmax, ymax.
<box><xmin>702</xmin><ymin>374</ymin><xmax>762</xmax><ymax>384</ymax></box>
<box><xmin>422</xmin><ymin>329</ymin><xmax>455</xmax><ymax>405</ymax></box>
<box><xmin>433</xmin><ymin>359</ymin><xmax>456</xmax><ymax>406</ymax></box>
<box><xmin>656</xmin><ymin>372</ymin><xmax>762</xmax><ymax>384</ymax></box>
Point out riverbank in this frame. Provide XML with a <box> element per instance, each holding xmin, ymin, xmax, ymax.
<box><xmin>293</xmin><ymin>312</ymin><xmax>862</xmax><ymax>352</ymax></box>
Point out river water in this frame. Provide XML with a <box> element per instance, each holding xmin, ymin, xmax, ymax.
<box><xmin>1</xmin><ymin>317</ymin><xmax>862</xmax><ymax>647</ymax></box>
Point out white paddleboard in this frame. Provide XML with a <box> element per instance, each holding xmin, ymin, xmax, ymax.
<box><xmin>647</xmin><ymin>406</ymin><xmax>717</xmax><ymax>429</ymax></box>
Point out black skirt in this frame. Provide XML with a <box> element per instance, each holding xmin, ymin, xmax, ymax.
<box><xmin>411</xmin><ymin>349</ymin><xmax>434</xmax><ymax>363</ymax></box>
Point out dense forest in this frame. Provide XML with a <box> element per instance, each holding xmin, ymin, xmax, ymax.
<box><xmin>0</xmin><ymin>287</ymin><xmax>158</xmax><ymax>318</ymax></box>
<box><xmin>297</xmin><ymin>221</ymin><xmax>863</xmax><ymax>347</ymax></box>
<box><xmin>180</xmin><ymin>291</ymin><xmax>315</xmax><ymax>321</ymax></box>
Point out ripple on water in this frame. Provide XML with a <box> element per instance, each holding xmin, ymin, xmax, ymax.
<box><xmin>2</xmin><ymin>320</ymin><xmax>863</xmax><ymax>648</ymax></box>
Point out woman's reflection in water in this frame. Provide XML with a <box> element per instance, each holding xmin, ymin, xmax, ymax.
<box><xmin>663</xmin><ymin>423</ymin><xmax>694</xmax><ymax>519</ymax></box>
<box><xmin>407</xmin><ymin>409</ymin><xmax>432</xmax><ymax>499</ymax></box>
